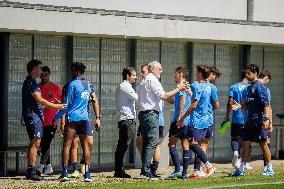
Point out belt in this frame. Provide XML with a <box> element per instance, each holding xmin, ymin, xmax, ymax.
<box><xmin>141</xmin><ymin>110</ymin><xmax>159</xmax><ymax>114</ymax></box>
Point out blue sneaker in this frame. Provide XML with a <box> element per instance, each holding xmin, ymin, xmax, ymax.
<box><xmin>229</xmin><ymin>170</ymin><xmax>245</xmax><ymax>177</ymax></box>
<box><xmin>84</xmin><ymin>171</ymin><xmax>92</xmax><ymax>182</ymax></box>
<box><xmin>262</xmin><ymin>169</ymin><xmax>275</xmax><ymax>176</ymax></box>
<box><xmin>168</xmin><ymin>170</ymin><xmax>182</xmax><ymax>178</ymax></box>
<box><xmin>61</xmin><ymin>170</ymin><xmax>69</xmax><ymax>182</ymax></box>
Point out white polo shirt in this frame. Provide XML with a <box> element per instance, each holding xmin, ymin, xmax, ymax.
<box><xmin>137</xmin><ymin>73</ymin><xmax>165</xmax><ymax>112</ymax></box>
<box><xmin>115</xmin><ymin>80</ymin><xmax>138</xmax><ymax>121</ymax></box>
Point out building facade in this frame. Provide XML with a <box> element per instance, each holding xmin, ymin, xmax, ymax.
<box><xmin>0</xmin><ymin>0</ymin><xmax>284</xmax><ymax>173</ymax></box>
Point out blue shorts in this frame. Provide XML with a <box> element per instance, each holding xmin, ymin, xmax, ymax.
<box><xmin>188</xmin><ymin>127</ymin><xmax>207</xmax><ymax>142</ymax></box>
<box><xmin>24</xmin><ymin>114</ymin><xmax>43</xmax><ymax>140</ymax></box>
<box><xmin>231</xmin><ymin>123</ymin><xmax>244</xmax><ymax>139</ymax></box>
<box><xmin>205</xmin><ymin>125</ymin><xmax>215</xmax><ymax>139</ymax></box>
<box><xmin>242</xmin><ymin>120</ymin><xmax>269</xmax><ymax>142</ymax></box>
<box><xmin>69</xmin><ymin>120</ymin><xmax>94</xmax><ymax>136</ymax></box>
<box><xmin>169</xmin><ymin>121</ymin><xmax>188</xmax><ymax>140</ymax></box>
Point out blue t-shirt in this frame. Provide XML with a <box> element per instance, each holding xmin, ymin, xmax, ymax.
<box><xmin>267</xmin><ymin>87</ymin><xmax>271</xmax><ymax>102</ymax></box>
<box><xmin>207</xmin><ymin>82</ymin><xmax>218</xmax><ymax>126</ymax></box>
<box><xmin>159</xmin><ymin>101</ymin><xmax>165</xmax><ymax>126</ymax></box>
<box><xmin>228</xmin><ymin>82</ymin><xmax>248</xmax><ymax>124</ymax></box>
<box><xmin>172</xmin><ymin>88</ymin><xmax>191</xmax><ymax>126</ymax></box>
<box><xmin>244</xmin><ymin>80</ymin><xmax>269</xmax><ymax>123</ymax></box>
<box><xmin>22</xmin><ymin>75</ymin><xmax>44</xmax><ymax>122</ymax></box>
<box><xmin>189</xmin><ymin>81</ymin><xmax>211</xmax><ymax>129</ymax></box>
<box><xmin>54</xmin><ymin>77</ymin><xmax>95</xmax><ymax>122</ymax></box>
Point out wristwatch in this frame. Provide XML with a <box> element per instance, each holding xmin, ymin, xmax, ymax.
<box><xmin>96</xmin><ymin>115</ymin><xmax>101</xmax><ymax>119</ymax></box>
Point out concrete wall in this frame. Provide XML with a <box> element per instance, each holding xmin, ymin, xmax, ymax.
<box><xmin>1</xmin><ymin>6</ymin><xmax>284</xmax><ymax>45</ymax></box>
<box><xmin>253</xmin><ymin>0</ymin><xmax>284</xmax><ymax>23</ymax></box>
<box><xmin>9</xmin><ymin>0</ymin><xmax>247</xmax><ymax>20</ymax></box>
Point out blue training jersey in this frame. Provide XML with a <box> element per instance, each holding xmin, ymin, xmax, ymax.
<box><xmin>267</xmin><ymin>87</ymin><xmax>271</xmax><ymax>102</ymax></box>
<box><xmin>22</xmin><ymin>75</ymin><xmax>44</xmax><ymax>122</ymax></box>
<box><xmin>190</xmin><ymin>81</ymin><xmax>211</xmax><ymax>129</ymax></box>
<box><xmin>172</xmin><ymin>85</ymin><xmax>191</xmax><ymax>126</ymax></box>
<box><xmin>228</xmin><ymin>82</ymin><xmax>249</xmax><ymax>124</ymax></box>
<box><xmin>54</xmin><ymin>77</ymin><xmax>95</xmax><ymax>122</ymax></box>
<box><xmin>159</xmin><ymin>101</ymin><xmax>165</xmax><ymax>126</ymax></box>
<box><xmin>207</xmin><ymin>82</ymin><xmax>218</xmax><ymax>126</ymax></box>
<box><xmin>244</xmin><ymin>80</ymin><xmax>269</xmax><ymax>123</ymax></box>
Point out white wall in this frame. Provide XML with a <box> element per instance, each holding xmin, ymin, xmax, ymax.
<box><xmin>9</xmin><ymin>0</ymin><xmax>247</xmax><ymax>20</ymax></box>
<box><xmin>1</xmin><ymin>6</ymin><xmax>284</xmax><ymax>45</ymax></box>
<box><xmin>254</xmin><ymin>0</ymin><xmax>284</xmax><ymax>23</ymax></box>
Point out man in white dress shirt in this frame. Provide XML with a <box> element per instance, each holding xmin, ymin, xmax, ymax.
<box><xmin>137</xmin><ymin>61</ymin><xmax>188</xmax><ymax>179</ymax></box>
<box><xmin>114</xmin><ymin>67</ymin><xmax>138</xmax><ymax>178</ymax></box>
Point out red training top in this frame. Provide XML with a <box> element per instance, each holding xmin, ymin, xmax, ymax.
<box><xmin>39</xmin><ymin>82</ymin><xmax>62</xmax><ymax>126</ymax></box>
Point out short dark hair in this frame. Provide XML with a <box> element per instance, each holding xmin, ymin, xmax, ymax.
<box><xmin>41</xmin><ymin>66</ymin><xmax>50</xmax><ymax>73</ymax></box>
<box><xmin>122</xmin><ymin>67</ymin><xmax>136</xmax><ymax>80</ymax></box>
<box><xmin>196</xmin><ymin>65</ymin><xmax>210</xmax><ymax>79</ymax></box>
<box><xmin>259</xmin><ymin>70</ymin><xmax>272</xmax><ymax>80</ymax></box>
<box><xmin>209</xmin><ymin>65</ymin><xmax>222</xmax><ymax>78</ymax></box>
<box><xmin>141</xmin><ymin>64</ymin><xmax>148</xmax><ymax>70</ymax></box>
<box><xmin>27</xmin><ymin>59</ymin><xmax>42</xmax><ymax>73</ymax></box>
<box><xmin>175</xmin><ymin>66</ymin><xmax>189</xmax><ymax>79</ymax></box>
<box><xmin>71</xmin><ymin>62</ymin><xmax>86</xmax><ymax>74</ymax></box>
<box><xmin>240</xmin><ymin>69</ymin><xmax>247</xmax><ymax>80</ymax></box>
<box><xmin>246</xmin><ymin>64</ymin><xmax>259</xmax><ymax>75</ymax></box>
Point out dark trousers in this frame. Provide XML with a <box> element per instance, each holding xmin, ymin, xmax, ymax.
<box><xmin>114</xmin><ymin>119</ymin><xmax>135</xmax><ymax>172</ymax></box>
<box><xmin>138</xmin><ymin>111</ymin><xmax>159</xmax><ymax>174</ymax></box>
<box><xmin>40</xmin><ymin>125</ymin><xmax>57</xmax><ymax>165</ymax></box>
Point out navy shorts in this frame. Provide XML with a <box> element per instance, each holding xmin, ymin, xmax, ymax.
<box><xmin>169</xmin><ymin>121</ymin><xmax>188</xmax><ymax>140</ymax></box>
<box><xmin>205</xmin><ymin>125</ymin><xmax>215</xmax><ymax>139</ymax></box>
<box><xmin>242</xmin><ymin>120</ymin><xmax>269</xmax><ymax>142</ymax></box>
<box><xmin>231</xmin><ymin>123</ymin><xmax>244</xmax><ymax>139</ymax></box>
<box><xmin>188</xmin><ymin>127</ymin><xmax>207</xmax><ymax>142</ymax></box>
<box><xmin>24</xmin><ymin>115</ymin><xmax>43</xmax><ymax>140</ymax></box>
<box><xmin>68</xmin><ymin>120</ymin><xmax>94</xmax><ymax>136</ymax></box>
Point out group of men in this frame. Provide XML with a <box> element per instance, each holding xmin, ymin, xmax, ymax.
<box><xmin>115</xmin><ymin>61</ymin><xmax>274</xmax><ymax>180</ymax></box>
<box><xmin>22</xmin><ymin>58</ymin><xmax>274</xmax><ymax>182</ymax></box>
<box><xmin>22</xmin><ymin>60</ymin><xmax>100</xmax><ymax>182</ymax></box>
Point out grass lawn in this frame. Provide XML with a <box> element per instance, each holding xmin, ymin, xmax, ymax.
<box><xmin>43</xmin><ymin>167</ymin><xmax>284</xmax><ymax>189</ymax></box>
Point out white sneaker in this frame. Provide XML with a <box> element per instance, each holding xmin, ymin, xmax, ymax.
<box><xmin>235</xmin><ymin>159</ymin><xmax>241</xmax><ymax>168</ymax></box>
<box><xmin>43</xmin><ymin>164</ymin><xmax>53</xmax><ymax>175</ymax></box>
<box><xmin>198</xmin><ymin>170</ymin><xmax>206</xmax><ymax>177</ymax></box>
<box><xmin>232</xmin><ymin>154</ymin><xmax>239</xmax><ymax>167</ymax></box>
<box><xmin>37</xmin><ymin>164</ymin><xmax>44</xmax><ymax>174</ymax></box>
<box><xmin>71</xmin><ymin>170</ymin><xmax>80</xmax><ymax>178</ymax></box>
<box><xmin>244</xmin><ymin>163</ymin><xmax>253</xmax><ymax>170</ymax></box>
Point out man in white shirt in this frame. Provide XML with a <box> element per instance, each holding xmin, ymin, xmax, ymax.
<box><xmin>137</xmin><ymin>61</ymin><xmax>188</xmax><ymax>179</ymax></box>
<box><xmin>114</xmin><ymin>67</ymin><xmax>138</xmax><ymax>178</ymax></box>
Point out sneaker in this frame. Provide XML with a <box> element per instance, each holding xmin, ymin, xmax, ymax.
<box><xmin>71</xmin><ymin>170</ymin><xmax>80</xmax><ymax>178</ymax></box>
<box><xmin>42</xmin><ymin>164</ymin><xmax>53</xmax><ymax>175</ymax></box>
<box><xmin>26</xmin><ymin>171</ymin><xmax>43</xmax><ymax>181</ymax></box>
<box><xmin>180</xmin><ymin>174</ymin><xmax>188</xmax><ymax>179</ymax></box>
<box><xmin>205</xmin><ymin>164</ymin><xmax>216</xmax><ymax>177</ymax></box>
<box><xmin>168</xmin><ymin>170</ymin><xmax>182</xmax><ymax>178</ymax></box>
<box><xmin>262</xmin><ymin>169</ymin><xmax>275</xmax><ymax>176</ymax></box>
<box><xmin>198</xmin><ymin>170</ymin><xmax>207</xmax><ymax>177</ymax></box>
<box><xmin>61</xmin><ymin>171</ymin><xmax>69</xmax><ymax>182</ymax></box>
<box><xmin>189</xmin><ymin>172</ymin><xmax>200</xmax><ymax>180</ymax></box>
<box><xmin>84</xmin><ymin>172</ymin><xmax>92</xmax><ymax>182</ymax></box>
<box><xmin>229</xmin><ymin>169</ymin><xmax>245</xmax><ymax>177</ymax></box>
<box><xmin>235</xmin><ymin>159</ymin><xmax>241</xmax><ymax>168</ymax></box>
<box><xmin>232</xmin><ymin>154</ymin><xmax>239</xmax><ymax>167</ymax></box>
<box><xmin>263</xmin><ymin>165</ymin><xmax>268</xmax><ymax>172</ymax></box>
<box><xmin>244</xmin><ymin>163</ymin><xmax>253</xmax><ymax>170</ymax></box>
<box><xmin>141</xmin><ymin>172</ymin><xmax>159</xmax><ymax>180</ymax></box>
<box><xmin>37</xmin><ymin>164</ymin><xmax>44</xmax><ymax>174</ymax></box>
<box><xmin>114</xmin><ymin>171</ymin><xmax>131</xmax><ymax>178</ymax></box>
<box><xmin>80</xmin><ymin>163</ymin><xmax>86</xmax><ymax>174</ymax></box>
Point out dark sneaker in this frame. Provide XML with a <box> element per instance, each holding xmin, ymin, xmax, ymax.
<box><xmin>114</xmin><ymin>171</ymin><xmax>131</xmax><ymax>178</ymax></box>
<box><xmin>26</xmin><ymin>171</ymin><xmax>43</xmax><ymax>181</ymax></box>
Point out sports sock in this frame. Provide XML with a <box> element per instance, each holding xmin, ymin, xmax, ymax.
<box><xmin>190</xmin><ymin>144</ymin><xmax>208</xmax><ymax>164</ymax></box>
<box><xmin>169</xmin><ymin>146</ymin><xmax>180</xmax><ymax>171</ymax></box>
<box><xmin>182</xmin><ymin>150</ymin><xmax>191</xmax><ymax>176</ymax></box>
